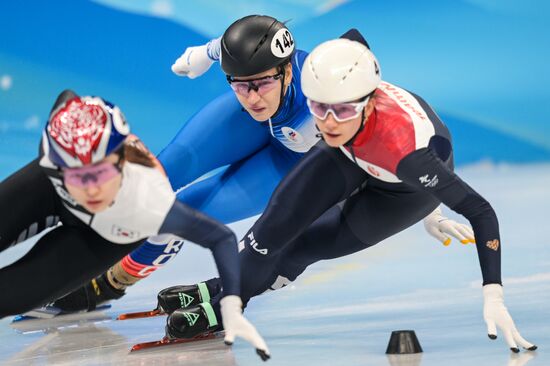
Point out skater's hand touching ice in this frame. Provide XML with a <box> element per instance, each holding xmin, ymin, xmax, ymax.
<box><xmin>423</xmin><ymin>206</ymin><xmax>475</xmax><ymax>246</ymax></box>
<box><xmin>483</xmin><ymin>284</ymin><xmax>537</xmax><ymax>353</ymax></box>
<box><xmin>220</xmin><ymin>295</ymin><xmax>271</xmax><ymax>361</ymax></box>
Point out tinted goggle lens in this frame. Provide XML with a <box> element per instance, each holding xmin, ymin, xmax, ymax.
<box><xmin>229</xmin><ymin>74</ymin><xmax>282</xmax><ymax>97</ymax></box>
<box><xmin>63</xmin><ymin>161</ymin><xmax>120</xmax><ymax>188</ymax></box>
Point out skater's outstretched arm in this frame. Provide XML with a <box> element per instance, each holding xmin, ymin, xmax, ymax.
<box><xmin>159</xmin><ymin>200</ymin><xmax>271</xmax><ymax>359</ymax></box>
<box><xmin>397</xmin><ymin>147</ymin><xmax>537</xmax><ymax>352</ymax></box>
<box><xmin>159</xmin><ymin>201</ymin><xmax>239</xmax><ymax>295</ymax></box>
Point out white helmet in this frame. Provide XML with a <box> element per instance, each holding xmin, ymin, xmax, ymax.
<box><xmin>301</xmin><ymin>38</ymin><xmax>381</xmax><ymax>104</ymax></box>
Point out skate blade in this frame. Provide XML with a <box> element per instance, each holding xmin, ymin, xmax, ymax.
<box><xmin>17</xmin><ymin>305</ymin><xmax>64</xmax><ymax>320</ymax></box>
<box><xmin>10</xmin><ymin>305</ymin><xmax>112</xmax><ymax>334</ymax></box>
<box><xmin>12</xmin><ymin>304</ymin><xmax>112</xmax><ymax>322</ymax></box>
<box><xmin>130</xmin><ymin>331</ymin><xmax>225</xmax><ymax>352</ymax></box>
<box><xmin>117</xmin><ymin>308</ymin><xmax>162</xmax><ymax>320</ymax></box>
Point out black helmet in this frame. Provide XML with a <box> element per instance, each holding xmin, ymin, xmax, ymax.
<box><xmin>221</xmin><ymin>15</ymin><xmax>295</xmax><ymax>77</ymax></box>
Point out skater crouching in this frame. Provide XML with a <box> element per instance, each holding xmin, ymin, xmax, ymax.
<box><xmin>0</xmin><ymin>90</ymin><xmax>270</xmax><ymax>360</ymax></box>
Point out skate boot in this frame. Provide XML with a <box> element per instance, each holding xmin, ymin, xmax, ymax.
<box><xmin>165</xmin><ymin>302</ymin><xmax>221</xmax><ymax>339</ymax></box>
<box><xmin>52</xmin><ymin>273</ymin><xmax>125</xmax><ymax>312</ymax></box>
<box><xmin>157</xmin><ymin>277</ymin><xmax>222</xmax><ymax>314</ymax></box>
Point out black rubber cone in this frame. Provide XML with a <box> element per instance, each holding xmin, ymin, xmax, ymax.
<box><xmin>385</xmin><ymin>330</ymin><xmax>423</xmax><ymax>354</ymax></box>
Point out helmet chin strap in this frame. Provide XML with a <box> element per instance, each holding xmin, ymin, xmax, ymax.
<box><xmin>271</xmin><ymin>64</ymin><xmax>288</xmax><ymax>119</ymax></box>
<box><xmin>343</xmin><ymin>91</ymin><xmax>375</xmax><ymax>147</ymax></box>
<box><xmin>343</xmin><ymin>108</ymin><xmax>366</xmax><ymax>147</ymax></box>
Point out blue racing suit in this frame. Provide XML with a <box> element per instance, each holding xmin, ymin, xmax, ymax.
<box><xmin>124</xmin><ymin>49</ymin><xmax>321</xmax><ymax>277</ymax></box>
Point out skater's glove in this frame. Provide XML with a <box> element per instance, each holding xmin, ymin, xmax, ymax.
<box><xmin>423</xmin><ymin>206</ymin><xmax>475</xmax><ymax>246</ymax></box>
<box><xmin>483</xmin><ymin>284</ymin><xmax>537</xmax><ymax>352</ymax></box>
<box><xmin>171</xmin><ymin>37</ymin><xmax>221</xmax><ymax>78</ymax></box>
<box><xmin>220</xmin><ymin>295</ymin><xmax>271</xmax><ymax>361</ymax></box>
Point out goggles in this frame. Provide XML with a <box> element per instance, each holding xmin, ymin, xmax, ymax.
<box><xmin>307</xmin><ymin>96</ymin><xmax>371</xmax><ymax>123</ymax></box>
<box><xmin>63</xmin><ymin>160</ymin><xmax>121</xmax><ymax>188</ymax></box>
<box><xmin>227</xmin><ymin>73</ymin><xmax>283</xmax><ymax>97</ymax></box>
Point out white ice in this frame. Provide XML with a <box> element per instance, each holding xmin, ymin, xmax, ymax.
<box><xmin>1</xmin><ymin>162</ymin><xmax>549</xmax><ymax>366</ymax></box>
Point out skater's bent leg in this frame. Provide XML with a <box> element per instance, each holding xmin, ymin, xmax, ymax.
<box><xmin>176</xmin><ymin>143</ymin><xmax>297</xmax><ymax>223</ymax></box>
<box><xmin>239</xmin><ymin>142</ymin><xmax>367</xmax><ymax>287</ymax></box>
<box><xmin>276</xmin><ymin>205</ymin><xmax>366</xmax><ymax>283</ymax></box>
<box><xmin>264</xmin><ymin>186</ymin><xmax>440</xmax><ymax>293</ymax></box>
<box><xmin>105</xmin><ymin>143</ymin><xmax>298</xmax><ymax>301</ymax></box>
<box><xmin>0</xmin><ymin>159</ymin><xmax>60</xmax><ymax>252</ymax></box>
<box><xmin>0</xmin><ymin>225</ymin><xmax>140</xmax><ymax>318</ymax></box>
<box><xmin>158</xmin><ymin>90</ymin><xmax>269</xmax><ymax>191</ymax></box>
<box><xmin>238</xmin><ymin>206</ymin><xmax>363</xmax><ymax>302</ymax></box>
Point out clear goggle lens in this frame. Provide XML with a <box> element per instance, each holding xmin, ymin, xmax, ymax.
<box><xmin>307</xmin><ymin>97</ymin><xmax>370</xmax><ymax>123</ymax></box>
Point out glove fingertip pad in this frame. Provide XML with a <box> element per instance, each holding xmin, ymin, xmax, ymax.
<box><xmin>256</xmin><ymin>349</ymin><xmax>271</xmax><ymax>361</ymax></box>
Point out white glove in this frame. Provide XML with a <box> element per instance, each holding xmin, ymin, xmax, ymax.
<box><xmin>423</xmin><ymin>206</ymin><xmax>475</xmax><ymax>246</ymax></box>
<box><xmin>220</xmin><ymin>295</ymin><xmax>271</xmax><ymax>361</ymax></box>
<box><xmin>171</xmin><ymin>37</ymin><xmax>221</xmax><ymax>78</ymax></box>
<box><xmin>483</xmin><ymin>284</ymin><xmax>537</xmax><ymax>352</ymax></box>
<box><xmin>171</xmin><ymin>45</ymin><xmax>213</xmax><ymax>78</ymax></box>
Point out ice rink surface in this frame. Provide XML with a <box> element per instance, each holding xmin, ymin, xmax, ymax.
<box><xmin>1</xmin><ymin>163</ymin><xmax>549</xmax><ymax>366</ymax></box>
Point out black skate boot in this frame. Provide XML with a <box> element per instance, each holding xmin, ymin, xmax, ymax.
<box><xmin>52</xmin><ymin>273</ymin><xmax>125</xmax><ymax>312</ymax></box>
<box><xmin>156</xmin><ymin>277</ymin><xmax>222</xmax><ymax>314</ymax></box>
<box><xmin>165</xmin><ymin>302</ymin><xmax>221</xmax><ymax>339</ymax></box>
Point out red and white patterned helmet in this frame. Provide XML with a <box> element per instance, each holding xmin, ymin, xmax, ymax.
<box><xmin>44</xmin><ymin>94</ymin><xmax>130</xmax><ymax>168</ymax></box>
